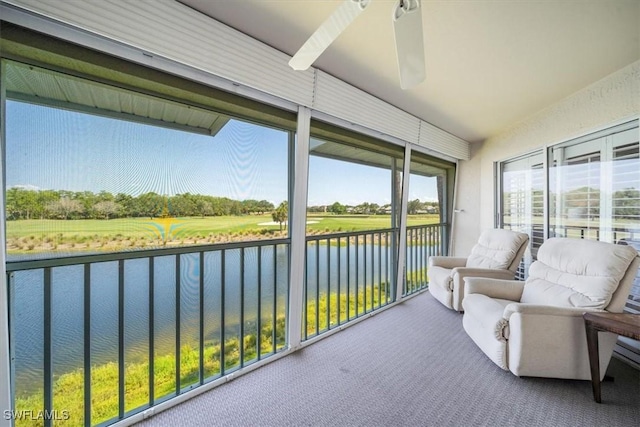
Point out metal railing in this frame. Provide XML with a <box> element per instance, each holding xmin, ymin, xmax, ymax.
<box><xmin>303</xmin><ymin>229</ymin><xmax>397</xmax><ymax>340</ymax></box>
<box><xmin>7</xmin><ymin>239</ymin><xmax>289</xmax><ymax>426</ymax></box>
<box><xmin>549</xmin><ymin>224</ymin><xmax>640</xmax><ymax>242</ymax></box>
<box><xmin>6</xmin><ymin>223</ymin><xmax>452</xmax><ymax>425</ymax></box>
<box><xmin>404</xmin><ymin>223</ymin><xmax>447</xmax><ymax>296</ymax></box>
<box><xmin>302</xmin><ymin>223</ymin><xmax>449</xmax><ymax>340</ymax></box>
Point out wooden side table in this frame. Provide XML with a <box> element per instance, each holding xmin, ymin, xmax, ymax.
<box><xmin>583</xmin><ymin>312</ymin><xmax>640</xmax><ymax>403</ymax></box>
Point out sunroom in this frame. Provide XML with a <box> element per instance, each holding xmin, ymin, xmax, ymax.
<box><xmin>0</xmin><ymin>1</ymin><xmax>638</xmax><ymax>426</ymax></box>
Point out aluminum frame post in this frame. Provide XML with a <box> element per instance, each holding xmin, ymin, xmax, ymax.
<box><xmin>287</xmin><ymin>106</ymin><xmax>311</xmax><ymax>350</ymax></box>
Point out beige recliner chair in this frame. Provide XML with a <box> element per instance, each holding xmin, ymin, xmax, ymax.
<box><xmin>462</xmin><ymin>238</ymin><xmax>640</xmax><ymax>380</ymax></box>
<box><xmin>428</xmin><ymin>229</ymin><xmax>529</xmax><ymax>311</ymax></box>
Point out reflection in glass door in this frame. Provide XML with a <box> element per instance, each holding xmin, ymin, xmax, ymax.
<box><xmin>499</xmin><ymin>152</ymin><xmax>544</xmax><ymax>280</ymax></box>
<box><xmin>548</xmin><ymin>125</ymin><xmax>640</xmax><ymax>245</ymax></box>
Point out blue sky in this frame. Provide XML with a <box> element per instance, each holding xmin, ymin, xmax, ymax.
<box><xmin>7</xmin><ymin>101</ymin><xmax>438</xmax><ymax>206</ymax></box>
<box><xmin>308</xmin><ymin>156</ymin><xmax>438</xmax><ymax>206</ymax></box>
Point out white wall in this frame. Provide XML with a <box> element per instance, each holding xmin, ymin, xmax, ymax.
<box><xmin>453</xmin><ymin>60</ymin><xmax>640</xmax><ymax>255</ymax></box>
<box><xmin>451</xmin><ymin>142</ymin><xmax>482</xmax><ymax>255</ymax></box>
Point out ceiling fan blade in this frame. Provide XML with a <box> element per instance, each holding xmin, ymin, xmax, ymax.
<box><xmin>289</xmin><ymin>0</ymin><xmax>371</xmax><ymax>71</ymax></box>
<box><xmin>392</xmin><ymin>0</ymin><xmax>425</xmax><ymax>89</ymax></box>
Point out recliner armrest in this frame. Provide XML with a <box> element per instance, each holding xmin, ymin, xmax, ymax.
<box><xmin>453</xmin><ymin>267</ymin><xmax>515</xmax><ymax>283</ymax></box>
<box><xmin>503</xmin><ymin>303</ymin><xmax>602</xmax><ymax>320</ymax></box>
<box><xmin>465</xmin><ymin>277</ymin><xmax>525</xmax><ymax>301</ymax></box>
<box><xmin>429</xmin><ymin>256</ymin><xmax>467</xmax><ymax>269</ymax></box>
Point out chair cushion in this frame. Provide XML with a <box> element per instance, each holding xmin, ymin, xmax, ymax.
<box><xmin>521</xmin><ymin>238</ymin><xmax>639</xmax><ymax>309</ymax></box>
<box><xmin>466</xmin><ymin>229</ymin><xmax>529</xmax><ymax>270</ymax></box>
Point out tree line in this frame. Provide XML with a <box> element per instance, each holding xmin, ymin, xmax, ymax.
<box><xmin>6</xmin><ymin>187</ymin><xmax>276</xmax><ymax>220</ymax></box>
<box><xmin>6</xmin><ymin>187</ymin><xmax>443</xmax><ymax>222</ymax></box>
<box><xmin>307</xmin><ymin>199</ymin><xmax>440</xmax><ymax>215</ymax></box>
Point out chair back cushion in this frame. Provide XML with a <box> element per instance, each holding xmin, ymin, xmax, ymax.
<box><xmin>521</xmin><ymin>238</ymin><xmax>638</xmax><ymax>309</ymax></box>
<box><xmin>466</xmin><ymin>229</ymin><xmax>529</xmax><ymax>270</ymax></box>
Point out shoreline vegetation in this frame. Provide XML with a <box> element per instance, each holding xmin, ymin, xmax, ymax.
<box><xmin>14</xmin><ymin>284</ymin><xmax>394</xmax><ymax>427</ymax></box>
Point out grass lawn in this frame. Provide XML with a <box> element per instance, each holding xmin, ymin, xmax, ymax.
<box><xmin>6</xmin><ymin>214</ymin><xmax>281</xmax><ymax>240</ymax></box>
<box><xmin>6</xmin><ymin>214</ymin><xmax>443</xmax><ymax>254</ymax></box>
<box><xmin>7</xmin><ymin>214</ymin><xmax>441</xmax><ymax>237</ymax></box>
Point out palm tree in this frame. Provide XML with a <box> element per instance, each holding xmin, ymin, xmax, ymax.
<box><xmin>272</xmin><ymin>201</ymin><xmax>288</xmax><ymax>232</ymax></box>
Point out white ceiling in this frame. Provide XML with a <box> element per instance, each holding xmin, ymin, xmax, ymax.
<box><xmin>179</xmin><ymin>0</ymin><xmax>640</xmax><ymax>143</ymax></box>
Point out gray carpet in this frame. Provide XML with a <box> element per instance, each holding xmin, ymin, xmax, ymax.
<box><xmin>137</xmin><ymin>292</ymin><xmax>640</xmax><ymax>427</ymax></box>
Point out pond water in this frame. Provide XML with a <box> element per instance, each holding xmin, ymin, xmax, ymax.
<box><xmin>10</xmin><ymin>241</ymin><xmax>417</xmax><ymax>394</ymax></box>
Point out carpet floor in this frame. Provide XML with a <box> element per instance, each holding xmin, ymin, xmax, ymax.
<box><xmin>137</xmin><ymin>291</ymin><xmax>640</xmax><ymax>426</ymax></box>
